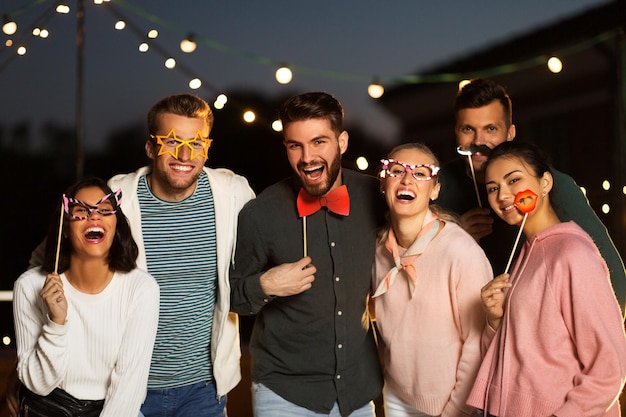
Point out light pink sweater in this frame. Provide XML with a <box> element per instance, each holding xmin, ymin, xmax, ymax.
<box><xmin>373</xmin><ymin>222</ymin><xmax>493</xmax><ymax>417</ymax></box>
<box><xmin>467</xmin><ymin>222</ymin><xmax>626</xmax><ymax>417</ymax></box>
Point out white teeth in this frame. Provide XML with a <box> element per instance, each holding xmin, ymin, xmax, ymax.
<box><xmin>85</xmin><ymin>227</ymin><xmax>104</xmax><ymax>233</ymax></box>
<box><xmin>397</xmin><ymin>190</ymin><xmax>415</xmax><ymax>198</ymax></box>
<box><xmin>172</xmin><ymin>165</ymin><xmax>192</xmax><ymax>172</ymax></box>
<box><xmin>303</xmin><ymin>166</ymin><xmax>322</xmax><ymax>173</ymax></box>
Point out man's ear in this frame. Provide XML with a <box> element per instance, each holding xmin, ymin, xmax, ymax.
<box><xmin>338</xmin><ymin>130</ymin><xmax>349</xmax><ymax>155</ymax></box>
<box><xmin>506</xmin><ymin>124</ymin><xmax>516</xmax><ymax>141</ymax></box>
<box><xmin>145</xmin><ymin>140</ymin><xmax>156</xmax><ymax>160</ymax></box>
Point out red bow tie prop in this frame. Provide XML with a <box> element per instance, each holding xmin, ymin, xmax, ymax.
<box><xmin>297</xmin><ymin>185</ymin><xmax>350</xmax><ymax>217</ymax></box>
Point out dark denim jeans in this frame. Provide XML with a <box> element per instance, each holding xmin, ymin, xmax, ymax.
<box><xmin>141</xmin><ymin>380</ymin><xmax>226</xmax><ymax>417</ymax></box>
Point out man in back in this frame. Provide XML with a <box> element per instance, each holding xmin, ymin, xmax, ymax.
<box><xmin>436</xmin><ymin>78</ymin><xmax>626</xmax><ymax>312</ymax></box>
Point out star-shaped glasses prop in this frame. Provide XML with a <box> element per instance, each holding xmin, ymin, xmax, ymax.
<box><xmin>151</xmin><ymin>129</ymin><xmax>212</xmax><ymax>160</ymax></box>
<box><xmin>504</xmin><ymin>189</ymin><xmax>539</xmax><ymax>273</ymax></box>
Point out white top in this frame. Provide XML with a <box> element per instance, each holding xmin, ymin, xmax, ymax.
<box><xmin>14</xmin><ymin>267</ymin><xmax>159</xmax><ymax>417</ymax></box>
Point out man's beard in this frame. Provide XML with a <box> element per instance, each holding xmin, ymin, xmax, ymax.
<box><xmin>301</xmin><ymin>151</ymin><xmax>342</xmax><ymax>197</ymax></box>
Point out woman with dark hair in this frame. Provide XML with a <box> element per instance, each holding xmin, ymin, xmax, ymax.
<box><xmin>467</xmin><ymin>141</ymin><xmax>626</xmax><ymax>416</ymax></box>
<box><xmin>13</xmin><ymin>177</ymin><xmax>159</xmax><ymax>417</ymax></box>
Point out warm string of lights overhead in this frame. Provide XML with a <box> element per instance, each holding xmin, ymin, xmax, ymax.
<box><xmin>3</xmin><ymin>1</ymin><xmax>623</xmax><ymax>99</ymax></box>
<box><xmin>2</xmin><ymin>1</ymin><xmax>626</xmax><ymax>192</ymax></box>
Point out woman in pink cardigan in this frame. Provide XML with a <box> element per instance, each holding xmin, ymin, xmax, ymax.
<box><xmin>467</xmin><ymin>141</ymin><xmax>626</xmax><ymax>417</ymax></box>
<box><xmin>372</xmin><ymin>142</ymin><xmax>492</xmax><ymax>417</ymax></box>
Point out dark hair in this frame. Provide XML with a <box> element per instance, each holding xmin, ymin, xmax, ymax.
<box><xmin>278</xmin><ymin>92</ymin><xmax>344</xmax><ymax>135</ymax></box>
<box><xmin>147</xmin><ymin>93</ymin><xmax>214</xmax><ymax>136</ymax></box>
<box><xmin>454</xmin><ymin>79</ymin><xmax>512</xmax><ymax>127</ymax></box>
<box><xmin>485</xmin><ymin>141</ymin><xmax>553</xmax><ymax>179</ymax></box>
<box><xmin>43</xmin><ymin>177</ymin><xmax>139</xmax><ymax>273</ymax></box>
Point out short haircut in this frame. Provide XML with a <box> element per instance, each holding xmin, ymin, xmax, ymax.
<box><xmin>147</xmin><ymin>93</ymin><xmax>214</xmax><ymax>136</ymax></box>
<box><xmin>454</xmin><ymin>79</ymin><xmax>512</xmax><ymax>126</ymax></box>
<box><xmin>279</xmin><ymin>92</ymin><xmax>344</xmax><ymax>135</ymax></box>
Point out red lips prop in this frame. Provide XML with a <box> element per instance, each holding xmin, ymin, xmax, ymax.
<box><xmin>504</xmin><ymin>189</ymin><xmax>539</xmax><ymax>273</ymax></box>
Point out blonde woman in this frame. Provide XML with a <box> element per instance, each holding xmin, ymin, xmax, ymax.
<box><xmin>372</xmin><ymin>143</ymin><xmax>492</xmax><ymax>417</ymax></box>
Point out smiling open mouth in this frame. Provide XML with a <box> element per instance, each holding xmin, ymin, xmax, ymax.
<box><xmin>84</xmin><ymin>227</ymin><xmax>105</xmax><ymax>241</ymax></box>
<box><xmin>397</xmin><ymin>190</ymin><xmax>415</xmax><ymax>201</ymax></box>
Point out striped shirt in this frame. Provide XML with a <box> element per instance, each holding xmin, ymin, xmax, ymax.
<box><xmin>138</xmin><ymin>172</ymin><xmax>217</xmax><ymax>389</ymax></box>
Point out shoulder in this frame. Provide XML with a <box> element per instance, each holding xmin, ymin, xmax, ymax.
<box><xmin>536</xmin><ymin>222</ymin><xmax>592</xmax><ymax>247</ymax></box>
<box><xmin>14</xmin><ymin>268</ymin><xmax>46</xmax><ymax>298</ymax></box>
<box><xmin>116</xmin><ymin>269</ymin><xmax>160</xmax><ymax>293</ymax></box>
<box><xmin>239</xmin><ymin>177</ymin><xmax>294</xmax><ymax>215</ymax></box>
<box><xmin>440</xmin><ymin>222</ymin><xmax>490</xmax><ymax>257</ymax></box>
<box><xmin>108</xmin><ymin>167</ymin><xmax>149</xmax><ymax>193</ymax></box>
<box><xmin>204</xmin><ymin>167</ymin><xmax>254</xmax><ymax>193</ymax></box>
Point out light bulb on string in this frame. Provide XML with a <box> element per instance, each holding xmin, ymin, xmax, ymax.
<box><xmin>147</xmin><ymin>30</ymin><xmax>158</xmax><ymax>39</ymax></box>
<box><xmin>547</xmin><ymin>56</ymin><xmax>562</xmax><ymax>73</ymax></box>
<box><xmin>275</xmin><ymin>64</ymin><xmax>293</xmax><ymax>84</ymax></box>
<box><xmin>138</xmin><ymin>42</ymin><xmax>149</xmax><ymax>52</ymax></box>
<box><xmin>214</xmin><ymin>94</ymin><xmax>228</xmax><ymax>110</ymax></box>
<box><xmin>114</xmin><ymin>20</ymin><xmax>126</xmax><ymax>30</ymax></box>
<box><xmin>458</xmin><ymin>79</ymin><xmax>471</xmax><ymax>90</ymax></box>
<box><xmin>180</xmin><ymin>34</ymin><xmax>197</xmax><ymax>53</ymax></box>
<box><xmin>243</xmin><ymin>110</ymin><xmax>256</xmax><ymax>123</ymax></box>
<box><xmin>272</xmin><ymin>120</ymin><xmax>283</xmax><ymax>132</ymax></box>
<box><xmin>164</xmin><ymin>58</ymin><xmax>176</xmax><ymax>69</ymax></box>
<box><xmin>56</xmin><ymin>4</ymin><xmax>71</xmax><ymax>14</ymax></box>
<box><xmin>367</xmin><ymin>78</ymin><xmax>384</xmax><ymax>99</ymax></box>
<box><xmin>17</xmin><ymin>46</ymin><xmax>26</xmax><ymax>55</ymax></box>
<box><xmin>189</xmin><ymin>78</ymin><xmax>201</xmax><ymax>89</ymax></box>
<box><xmin>2</xmin><ymin>15</ymin><xmax>17</xmax><ymax>35</ymax></box>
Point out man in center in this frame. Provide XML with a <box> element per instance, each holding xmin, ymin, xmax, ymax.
<box><xmin>230</xmin><ymin>92</ymin><xmax>385</xmax><ymax>417</ymax></box>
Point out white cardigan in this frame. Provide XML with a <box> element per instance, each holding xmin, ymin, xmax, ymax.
<box><xmin>108</xmin><ymin>165</ymin><xmax>255</xmax><ymax>396</ymax></box>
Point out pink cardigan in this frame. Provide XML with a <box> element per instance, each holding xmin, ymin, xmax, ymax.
<box><xmin>373</xmin><ymin>222</ymin><xmax>493</xmax><ymax>417</ymax></box>
<box><xmin>467</xmin><ymin>222</ymin><xmax>626</xmax><ymax>417</ymax></box>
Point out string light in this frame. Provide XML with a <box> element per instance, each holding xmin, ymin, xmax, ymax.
<box><xmin>275</xmin><ymin>64</ymin><xmax>292</xmax><ymax>84</ymax></box>
<box><xmin>147</xmin><ymin>29</ymin><xmax>158</xmax><ymax>39</ymax></box>
<box><xmin>213</xmin><ymin>94</ymin><xmax>228</xmax><ymax>110</ymax></box>
<box><xmin>138</xmin><ymin>42</ymin><xmax>149</xmax><ymax>52</ymax></box>
<box><xmin>547</xmin><ymin>56</ymin><xmax>563</xmax><ymax>73</ymax></box>
<box><xmin>180</xmin><ymin>34</ymin><xmax>197</xmax><ymax>53</ymax></box>
<box><xmin>272</xmin><ymin>119</ymin><xmax>283</xmax><ymax>132</ymax></box>
<box><xmin>55</xmin><ymin>4</ymin><xmax>71</xmax><ymax>14</ymax></box>
<box><xmin>367</xmin><ymin>78</ymin><xmax>384</xmax><ymax>99</ymax></box>
<box><xmin>114</xmin><ymin>20</ymin><xmax>126</xmax><ymax>30</ymax></box>
<box><xmin>458</xmin><ymin>79</ymin><xmax>471</xmax><ymax>90</ymax></box>
<box><xmin>601</xmin><ymin>204</ymin><xmax>610</xmax><ymax>214</ymax></box>
<box><xmin>188</xmin><ymin>78</ymin><xmax>201</xmax><ymax>89</ymax></box>
<box><xmin>602</xmin><ymin>180</ymin><xmax>611</xmax><ymax>190</ymax></box>
<box><xmin>243</xmin><ymin>110</ymin><xmax>256</xmax><ymax>123</ymax></box>
<box><xmin>355</xmin><ymin>156</ymin><xmax>369</xmax><ymax>171</ymax></box>
<box><xmin>164</xmin><ymin>57</ymin><xmax>176</xmax><ymax>69</ymax></box>
<box><xmin>2</xmin><ymin>15</ymin><xmax>17</xmax><ymax>35</ymax></box>
<box><xmin>17</xmin><ymin>45</ymin><xmax>26</xmax><ymax>55</ymax></box>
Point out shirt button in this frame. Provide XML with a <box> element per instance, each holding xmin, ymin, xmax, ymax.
<box><xmin>335</xmin><ymin>277</ymin><xmax>340</xmax><ymax>282</ymax></box>
<box><xmin>330</xmin><ymin>242</ymin><xmax>336</xmax><ymax>247</ymax></box>
<box><xmin>338</xmin><ymin>344</ymin><xmax>343</xmax><ymax>349</ymax></box>
<box><xmin>263</xmin><ymin>298</ymin><xmax>269</xmax><ymax>303</ymax></box>
<box><xmin>337</xmin><ymin>310</ymin><xmax>343</xmax><ymax>316</ymax></box>
<box><xmin>336</xmin><ymin>374</ymin><xmax>341</xmax><ymax>379</ymax></box>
